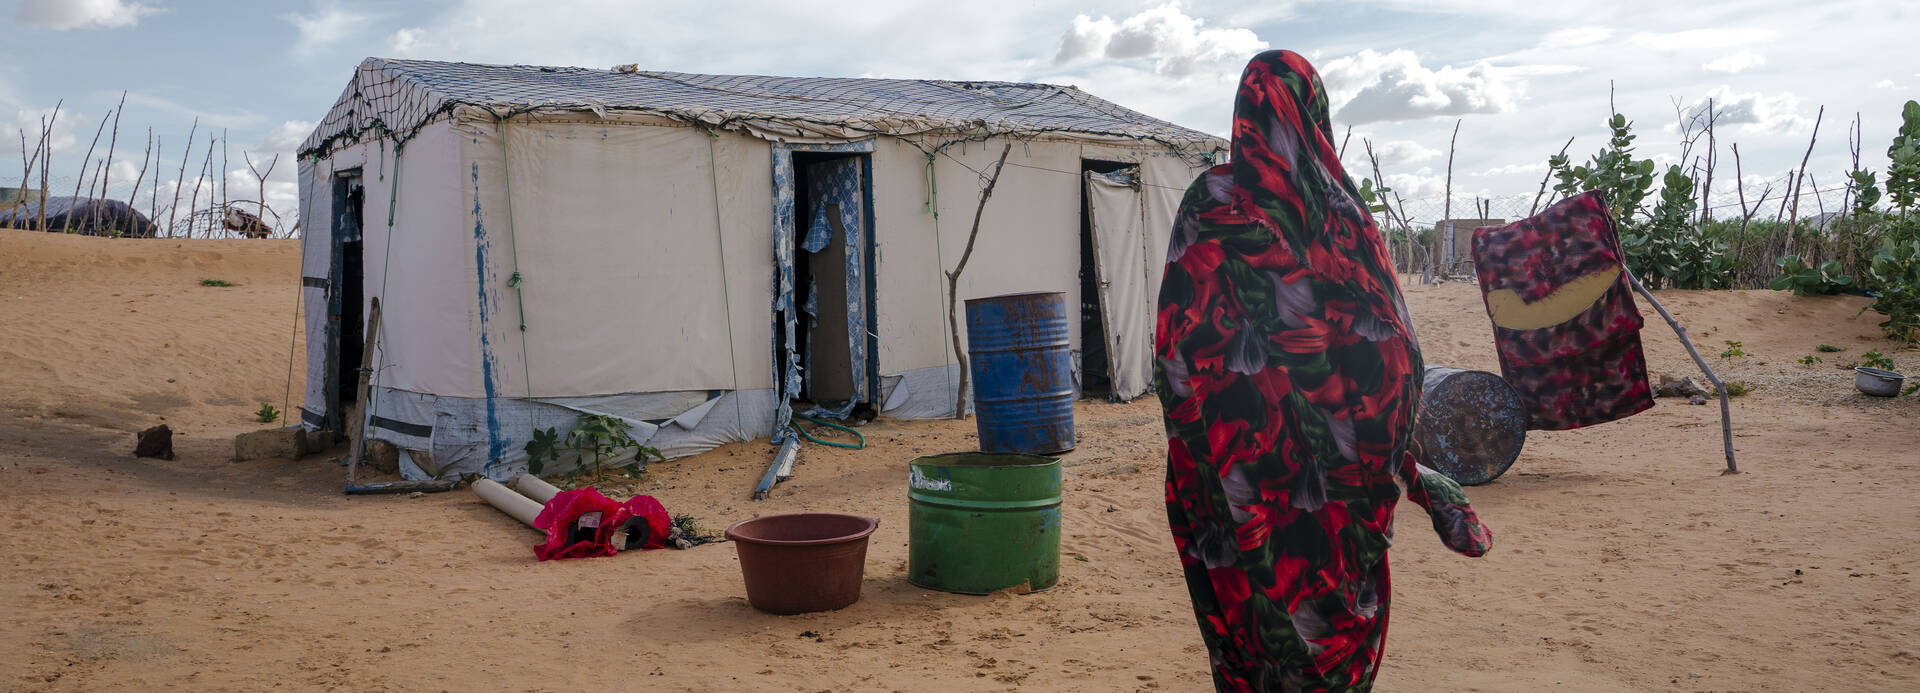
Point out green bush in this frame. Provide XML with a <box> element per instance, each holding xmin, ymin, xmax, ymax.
<box><xmin>1768</xmin><ymin>255</ymin><xmax>1854</xmax><ymax>296</ymax></box>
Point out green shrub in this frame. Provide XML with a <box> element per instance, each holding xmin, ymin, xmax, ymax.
<box><xmin>1769</xmin><ymin>255</ymin><xmax>1855</xmax><ymax>296</ymax></box>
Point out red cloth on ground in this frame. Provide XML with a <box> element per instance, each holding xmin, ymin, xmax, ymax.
<box><xmin>531</xmin><ymin>488</ymin><xmax>672</xmax><ymax>561</ymax></box>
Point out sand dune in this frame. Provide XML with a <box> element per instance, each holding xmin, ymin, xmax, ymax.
<box><xmin>1</xmin><ymin>229</ymin><xmax>1915</xmax><ymax>691</ymax></box>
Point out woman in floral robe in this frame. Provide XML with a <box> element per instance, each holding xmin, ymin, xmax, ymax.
<box><xmin>1155</xmin><ymin>50</ymin><xmax>1494</xmax><ymax>692</ymax></box>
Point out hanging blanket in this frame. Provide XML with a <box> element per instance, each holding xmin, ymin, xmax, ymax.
<box><xmin>1471</xmin><ymin>190</ymin><xmax>1655</xmax><ymax>430</ymax></box>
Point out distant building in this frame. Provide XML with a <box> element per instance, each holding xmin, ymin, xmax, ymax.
<box><xmin>1434</xmin><ymin>218</ymin><xmax>1506</xmax><ymax>267</ymax></box>
<box><xmin>0</xmin><ymin>187</ymin><xmax>44</xmax><ymax>206</ymax></box>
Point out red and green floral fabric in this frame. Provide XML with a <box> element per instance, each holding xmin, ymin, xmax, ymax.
<box><xmin>1154</xmin><ymin>50</ymin><xmax>1493</xmax><ymax>692</ymax></box>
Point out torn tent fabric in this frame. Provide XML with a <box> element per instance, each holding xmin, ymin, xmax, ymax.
<box><xmin>1471</xmin><ymin>190</ymin><xmax>1655</xmax><ymax>431</ymax></box>
<box><xmin>531</xmin><ymin>488</ymin><xmax>672</xmax><ymax>560</ymax></box>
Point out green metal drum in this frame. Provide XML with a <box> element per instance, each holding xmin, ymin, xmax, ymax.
<box><xmin>907</xmin><ymin>452</ymin><xmax>1061</xmax><ymax>594</ymax></box>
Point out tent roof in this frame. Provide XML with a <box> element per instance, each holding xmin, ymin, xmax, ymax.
<box><xmin>302</xmin><ymin>58</ymin><xmax>1225</xmax><ymax>156</ymax></box>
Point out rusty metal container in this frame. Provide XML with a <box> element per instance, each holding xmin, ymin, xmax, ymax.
<box><xmin>964</xmin><ymin>292</ymin><xmax>1075</xmax><ymax>455</ymax></box>
<box><xmin>1414</xmin><ymin>366</ymin><xmax>1527</xmax><ymax>485</ymax></box>
<box><xmin>907</xmin><ymin>452</ymin><xmax>1061</xmax><ymax>594</ymax></box>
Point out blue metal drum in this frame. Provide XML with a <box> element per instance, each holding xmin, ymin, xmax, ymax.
<box><xmin>964</xmin><ymin>292</ymin><xmax>1076</xmax><ymax>455</ymax></box>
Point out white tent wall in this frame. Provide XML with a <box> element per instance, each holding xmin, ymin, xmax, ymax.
<box><xmin>361</xmin><ymin>121</ymin><xmax>472</xmax><ymax>397</ymax></box>
<box><xmin>353</xmin><ymin>112</ymin><xmax>781</xmax><ymax>481</ymax></box>
<box><xmin>470</xmin><ymin>117</ymin><xmax>776</xmax><ymax>396</ymax></box>
<box><xmin>867</xmin><ymin>136</ymin><xmax>1203</xmax><ymax>418</ymax></box>
<box><xmin>296</xmin><ymin>156</ymin><xmax>332</xmax><ymax>429</ymax></box>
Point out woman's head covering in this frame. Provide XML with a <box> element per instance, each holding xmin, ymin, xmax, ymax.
<box><xmin>1225</xmin><ymin>50</ymin><xmax>1378</xmax><ymax>277</ymax></box>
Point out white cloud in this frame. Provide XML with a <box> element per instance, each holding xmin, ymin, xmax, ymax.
<box><xmin>107</xmin><ymin>159</ymin><xmax>142</xmax><ymax>187</ymax></box>
<box><xmin>1542</xmin><ymin>26</ymin><xmax>1611</xmax><ymax>47</ymax></box>
<box><xmin>1371</xmin><ymin>139</ymin><xmax>1441</xmax><ymax>167</ymax></box>
<box><xmin>1476</xmin><ymin>161</ymin><xmax>1547</xmax><ymax>177</ymax></box>
<box><xmin>1683</xmin><ymin>86</ymin><xmax>1812</xmax><ymax>135</ymax></box>
<box><xmin>1320</xmin><ymin>49</ymin><xmax>1523</xmax><ymax>125</ymax></box>
<box><xmin>1053</xmin><ymin>2</ymin><xmax>1267</xmax><ymax>78</ymax></box>
<box><xmin>16</xmin><ymin>0</ymin><xmax>160</xmax><ymax>30</ymax></box>
<box><xmin>1628</xmin><ymin>28</ymin><xmax>1776</xmax><ymax>52</ymax></box>
<box><xmin>1703</xmin><ymin>51</ymin><xmax>1765</xmax><ymax>74</ymax></box>
<box><xmin>386</xmin><ymin>27</ymin><xmax>450</xmax><ymax>55</ymax></box>
<box><xmin>286</xmin><ymin>1</ymin><xmax>372</xmax><ymax>54</ymax></box>
<box><xmin>1384</xmin><ymin>168</ymin><xmax>1445</xmax><ymax>198</ymax></box>
<box><xmin>262</xmin><ymin>120</ymin><xmax>314</xmax><ymax>152</ymax></box>
<box><xmin>122</xmin><ymin>92</ymin><xmax>264</xmax><ymax>130</ymax></box>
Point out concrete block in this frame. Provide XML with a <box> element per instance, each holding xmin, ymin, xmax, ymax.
<box><xmin>233</xmin><ymin>426</ymin><xmax>317</xmax><ymax>461</ymax></box>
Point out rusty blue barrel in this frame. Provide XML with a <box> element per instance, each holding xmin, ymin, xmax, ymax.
<box><xmin>964</xmin><ymin>292</ymin><xmax>1075</xmax><ymax>455</ymax></box>
<box><xmin>1414</xmin><ymin>366</ymin><xmax>1527</xmax><ymax>485</ymax></box>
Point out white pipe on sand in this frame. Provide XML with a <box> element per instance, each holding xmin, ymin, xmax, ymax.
<box><xmin>510</xmin><ymin>474</ymin><xmax>562</xmax><ymax>504</ymax></box>
<box><xmin>473</xmin><ymin>478</ymin><xmax>543</xmax><ymax>527</ymax></box>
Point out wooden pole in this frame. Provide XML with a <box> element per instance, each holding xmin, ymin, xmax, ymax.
<box><xmin>346</xmin><ymin>297</ymin><xmax>382</xmax><ymax>489</ymax></box>
<box><xmin>945</xmin><ymin>143</ymin><xmax>1014</xmax><ymax>420</ymax></box>
<box><xmin>1624</xmin><ymin>269</ymin><xmax>1736</xmax><ymax>474</ymax></box>
<box><xmin>37</xmin><ymin>102</ymin><xmax>60</xmax><ymax>234</ymax></box>
<box><xmin>64</xmin><ymin>107</ymin><xmax>111</xmax><ymax>233</ymax></box>
<box><xmin>167</xmin><ymin>118</ymin><xmax>197</xmax><ymax>237</ymax></box>
<box><xmin>1530</xmin><ymin>137</ymin><xmax>1572</xmax><ymax>217</ymax></box>
<box><xmin>1438</xmin><ymin>119</ymin><xmax>1460</xmax><ymax>279</ymax></box>
<box><xmin>125</xmin><ymin>128</ymin><xmax>151</xmax><ymax>224</ymax></box>
<box><xmin>1782</xmin><ymin>106</ymin><xmax>1824</xmax><ymax>260</ymax></box>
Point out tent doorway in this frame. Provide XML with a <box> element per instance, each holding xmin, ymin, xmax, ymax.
<box><xmin>782</xmin><ymin>151</ymin><xmax>875</xmax><ymax>412</ymax></box>
<box><xmin>325</xmin><ymin>171</ymin><xmax>365</xmax><ymax>436</ymax></box>
<box><xmin>1078</xmin><ymin>159</ymin><xmax>1138</xmax><ymax>400</ymax></box>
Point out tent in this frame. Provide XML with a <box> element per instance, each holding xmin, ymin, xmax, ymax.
<box><xmin>295</xmin><ymin>58</ymin><xmax>1225</xmax><ymax>481</ymax></box>
<box><xmin>1</xmin><ymin>197</ymin><xmax>157</xmax><ymax>237</ymax></box>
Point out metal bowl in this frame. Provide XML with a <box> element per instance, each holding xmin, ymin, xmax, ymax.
<box><xmin>1854</xmin><ymin>367</ymin><xmax>1905</xmax><ymax>397</ymax></box>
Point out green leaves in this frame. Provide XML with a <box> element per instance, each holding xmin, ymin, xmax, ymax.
<box><xmin>524</xmin><ymin>426</ymin><xmax>562</xmax><ymax>475</ymax></box>
<box><xmin>1865</xmin><ymin>239</ymin><xmax>1920</xmax><ymax>341</ymax></box>
<box><xmin>1769</xmin><ymin>255</ymin><xmax>1855</xmax><ymax>296</ymax></box>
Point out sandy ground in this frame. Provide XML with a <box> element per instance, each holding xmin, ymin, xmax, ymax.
<box><xmin>2</xmin><ymin>228</ymin><xmax>1916</xmax><ymax>692</ymax></box>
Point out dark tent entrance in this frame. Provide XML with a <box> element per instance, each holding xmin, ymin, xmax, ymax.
<box><xmin>772</xmin><ymin>141</ymin><xmax>878</xmax><ymax>431</ymax></box>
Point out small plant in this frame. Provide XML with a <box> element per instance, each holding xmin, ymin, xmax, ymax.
<box><xmin>1724</xmin><ymin>381</ymin><xmax>1754</xmax><ymax>397</ymax></box>
<box><xmin>1799</xmin><ymin>355</ymin><xmax>1823</xmax><ymax>366</ymax></box>
<box><xmin>1860</xmin><ymin>349</ymin><xmax>1897</xmax><ymax>371</ymax></box>
<box><xmin>200</xmin><ymin>278</ymin><xmax>237</xmax><ymax>287</ymax></box>
<box><xmin>523</xmin><ymin>414</ymin><xmax>656</xmax><ymax>480</ymax></box>
<box><xmin>1816</xmin><ymin>344</ymin><xmax>1844</xmax><ymax>353</ymax></box>
<box><xmin>1720</xmin><ymin>340</ymin><xmax>1747</xmax><ymax>358</ymax></box>
<box><xmin>255</xmin><ymin>402</ymin><xmax>280</xmax><ymax>423</ymax></box>
<box><xmin>524</xmin><ymin>426</ymin><xmax>563</xmax><ymax>475</ymax></box>
<box><xmin>1903</xmin><ymin>383</ymin><xmax>1919</xmax><ymax>397</ymax></box>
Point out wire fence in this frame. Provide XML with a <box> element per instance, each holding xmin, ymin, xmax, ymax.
<box><xmin>1</xmin><ymin>174</ymin><xmax>295</xmax><ymax>239</ymax></box>
<box><xmin>1375</xmin><ymin>175</ymin><xmax>1865</xmax><ymax>288</ymax></box>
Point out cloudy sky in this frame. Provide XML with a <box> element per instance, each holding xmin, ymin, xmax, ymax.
<box><xmin>3</xmin><ymin>0</ymin><xmax>1914</xmax><ymax>228</ymax></box>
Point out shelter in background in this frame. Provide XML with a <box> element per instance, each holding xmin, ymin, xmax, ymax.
<box><xmin>1</xmin><ymin>187</ymin><xmax>44</xmax><ymax>206</ymax></box>
<box><xmin>1435</xmin><ymin>217</ymin><xmax>1506</xmax><ymax>268</ymax></box>
<box><xmin>0</xmin><ymin>197</ymin><xmax>156</xmax><ymax>237</ymax></box>
<box><xmin>296</xmin><ymin>58</ymin><xmax>1223</xmax><ymax>481</ymax></box>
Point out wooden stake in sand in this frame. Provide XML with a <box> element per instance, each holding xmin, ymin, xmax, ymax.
<box><xmin>1624</xmin><ymin>270</ymin><xmax>1737</xmax><ymax>474</ymax></box>
<box><xmin>344</xmin><ymin>297</ymin><xmax>455</xmax><ymax>494</ymax></box>
<box><xmin>944</xmin><ymin>142</ymin><xmax>1014</xmax><ymax>421</ymax></box>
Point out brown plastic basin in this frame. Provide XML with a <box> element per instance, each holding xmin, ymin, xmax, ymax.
<box><xmin>725</xmin><ymin>513</ymin><xmax>879</xmax><ymax>614</ymax></box>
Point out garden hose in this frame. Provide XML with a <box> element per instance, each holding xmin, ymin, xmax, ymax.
<box><xmin>792</xmin><ymin>414</ymin><xmax>866</xmax><ymax>449</ymax></box>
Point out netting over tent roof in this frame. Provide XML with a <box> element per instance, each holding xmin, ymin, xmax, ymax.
<box><xmin>301</xmin><ymin>58</ymin><xmax>1224</xmax><ymax>157</ymax></box>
